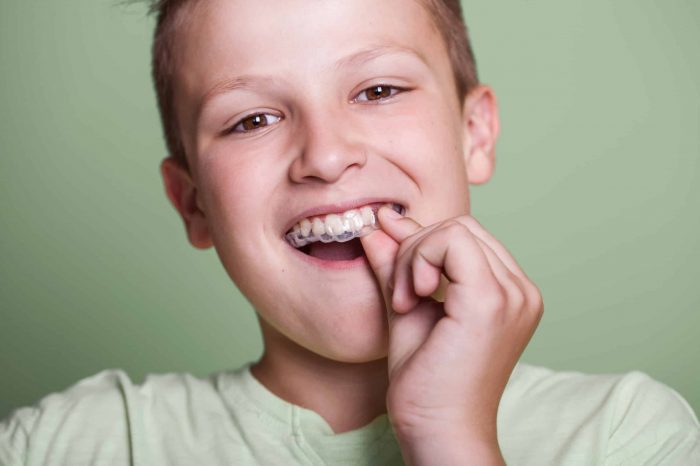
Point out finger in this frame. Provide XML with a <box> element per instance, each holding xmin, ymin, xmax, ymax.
<box><xmin>359</xmin><ymin>228</ymin><xmax>400</xmax><ymax>305</ymax></box>
<box><xmin>377</xmin><ymin>207</ymin><xmax>452</xmax><ymax>258</ymax></box>
<box><xmin>361</xmin><ymin>207</ymin><xmax>424</xmax><ymax>307</ymax></box>
<box><xmin>385</xmin><ymin>300</ymin><xmax>444</xmax><ymax>379</ymax></box>
<box><xmin>385</xmin><ymin>215</ymin><xmax>458</xmax><ymax>311</ymax></box>
<box><xmin>393</xmin><ymin>249</ymin><xmax>447</xmax><ymax>311</ymax></box>
<box><xmin>392</xmin><ymin>217</ymin><xmax>529</xmax><ymax>314</ymax></box>
<box><xmin>470</xmin><ymin>235</ymin><xmax>528</xmax><ymax>314</ymax></box>
<box><xmin>413</xmin><ymin>251</ymin><xmax>442</xmax><ymax>298</ymax></box>
<box><xmin>390</xmin><ymin>228</ymin><xmax>443</xmax><ymax>312</ymax></box>
<box><xmin>394</xmin><ymin>221</ymin><xmax>502</xmax><ymax>318</ymax></box>
<box><xmin>458</xmin><ymin>216</ymin><xmax>543</xmax><ymax>311</ymax></box>
<box><xmin>376</xmin><ymin>205</ymin><xmax>424</xmax><ymax>243</ymax></box>
<box><xmin>451</xmin><ymin>217</ymin><xmax>528</xmax><ymax>280</ymax></box>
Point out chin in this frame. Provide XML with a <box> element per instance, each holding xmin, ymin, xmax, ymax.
<box><xmin>257</xmin><ymin>297</ymin><xmax>389</xmax><ymax>364</ymax></box>
<box><xmin>312</xmin><ymin>297</ymin><xmax>389</xmax><ymax>363</ymax></box>
<box><xmin>313</xmin><ymin>329</ymin><xmax>388</xmax><ymax>364</ymax></box>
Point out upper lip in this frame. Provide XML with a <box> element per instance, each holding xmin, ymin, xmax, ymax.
<box><xmin>282</xmin><ymin>197</ymin><xmax>405</xmax><ymax>235</ymax></box>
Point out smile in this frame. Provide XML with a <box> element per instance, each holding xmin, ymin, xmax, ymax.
<box><xmin>285</xmin><ymin>202</ymin><xmax>405</xmax><ymax>249</ymax></box>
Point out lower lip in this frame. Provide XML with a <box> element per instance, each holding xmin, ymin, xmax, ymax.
<box><xmin>287</xmin><ymin>241</ymin><xmax>369</xmax><ymax>270</ymax></box>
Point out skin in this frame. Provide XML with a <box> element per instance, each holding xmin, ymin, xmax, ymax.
<box><xmin>160</xmin><ymin>0</ymin><xmax>543</xmax><ymax>463</ymax></box>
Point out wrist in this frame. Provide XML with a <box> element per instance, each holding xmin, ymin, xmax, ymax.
<box><xmin>394</xmin><ymin>426</ymin><xmax>505</xmax><ymax>466</ymax></box>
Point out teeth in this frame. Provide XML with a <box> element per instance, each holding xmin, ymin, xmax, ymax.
<box><xmin>285</xmin><ymin>203</ymin><xmax>405</xmax><ymax>248</ymax></box>
<box><xmin>324</xmin><ymin>214</ymin><xmax>343</xmax><ymax>236</ymax></box>
<box><xmin>345</xmin><ymin>209</ymin><xmax>364</xmax><ymax>232</ymax></box>
<box><xmin>360</xmin><ymin>206</ymin><xmax>375</xmax><ymax>226</ymax></box>
<box><xmin>300</xmin><ymin>218</ymin><xmax>312</xmax><ymax>236</ymax></box>
<box><xmin>312</xmin><ymin>218</ymin><xmax>325</xmax><ymax>237</ymax></box>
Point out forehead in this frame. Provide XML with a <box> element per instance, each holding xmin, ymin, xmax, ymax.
<box><xmin>172</xmin><ymin>0</ymin><xmax>447</xmax><ymax>109</ymax></box>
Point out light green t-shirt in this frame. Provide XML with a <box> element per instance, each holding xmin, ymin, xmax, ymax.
<box><xmin>1</xmin><ymin>363</ymin><xmax>698</xmax><ymax>465</ymax></box>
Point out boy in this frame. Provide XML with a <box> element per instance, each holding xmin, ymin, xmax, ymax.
<box><xmin>1</xmin><ymin>0</ymin><xmax>698</xmax><ymax>464</ymax></box>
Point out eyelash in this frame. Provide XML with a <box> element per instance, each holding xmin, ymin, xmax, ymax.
<box><xmin>225</xmin><ymin>84</ymin><xmax>407</xmax><ymax>135</ymax></box>
<box><xmin>227</xmin><ymin>113</ymin><xmax>282</xmax><ymax>135</ymax></box>
<box><xmin>353</xmin><ymin>84</ymin><xmax>406</xmax><ymax>103</ymax></box>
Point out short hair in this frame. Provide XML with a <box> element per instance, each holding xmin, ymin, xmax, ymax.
<box><xmin>149</xmin><ymin>0</ymin><xmax>479</xmax><ymax>169</ymax></box>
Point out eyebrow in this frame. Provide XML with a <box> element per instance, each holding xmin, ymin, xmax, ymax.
<box><xmin>333</xmin><ymin>44</ymin><xmax>429</xmax><ymax>71</ymax></box>
<box><xmin>201</xmin><ymin>75</ymin><xmax>281</xmax><ymax>108</ymax></box>
<box><xmin>201</xmin><ymin>44</ymin><xmax>428</xmax><ymax>107</ymax></box>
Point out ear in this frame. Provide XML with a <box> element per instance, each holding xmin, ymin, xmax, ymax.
<box><xmin>461</xmin><ymin>85</ymin><xmax>500</xmax><ymax>185</ymax></box>
<box><xmin>160</xmin><ymin>157</ymin><xmax>213</xmax><ymax>249</ymax></box>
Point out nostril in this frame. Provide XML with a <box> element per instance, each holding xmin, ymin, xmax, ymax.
<box><xmin>290</xmin><ymin>129</ymin><xmax>368</xmax><ymax>185</ymax></box>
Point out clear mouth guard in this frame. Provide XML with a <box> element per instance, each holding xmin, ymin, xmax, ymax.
<box><xmin>286</xmin><ymin>203</ymin><xmax>404</xmax><ymax>248</ymax></box>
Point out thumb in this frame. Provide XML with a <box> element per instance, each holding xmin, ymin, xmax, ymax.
<box><xmin>360</xmin><ymin>206</ymin><xmax>422</xmax><ymax>303</ymax></box>
<box><xmin>361</xmin><ymin>209</ymin><xmax>442</xmax><ymax>380</ymax></box>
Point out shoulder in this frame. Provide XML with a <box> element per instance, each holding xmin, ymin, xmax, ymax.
<box><xmin>0</xmin><ymin>368</ymin><xmax>231</xmax><ymax>466</ymax></box>
<box><xmin>598</xmin><ymin>370</ymin><xmax>700</xmax><ymax>464</ymax></box>
<box><xmin>1</xmin><ymin>369</ymin><xmax>135</xmax><ymax>437</ymax></box>
<box><xmin>499</xmin><ymin>363</ymin><xmax>700</xmax><ymax>465</ymax></box>
<box><xmin>0</xmin><ymin>369</ymin><xmax>135</xmax><ymax>465</ymax></box>
<box><xmin>506</xmin><ymin>363</ymin><xmax>698</xmax><ymax>427</ymax></box>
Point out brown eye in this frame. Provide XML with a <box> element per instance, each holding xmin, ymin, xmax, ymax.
<box><xmin>367</xmin><ymin>85</ymin><xmax>391</xmax><ymax>100</ymax></box>
<box><xmin>231</xmin><ymin>113</ymin><xmax>282</xmax><ymax>134</ymax></box>
<box><xmin>355</xmin><ymin>84</ymin><xmax>403</xmax><ymax>103</ymax></box>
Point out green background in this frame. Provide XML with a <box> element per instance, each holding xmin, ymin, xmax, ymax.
<box><xmin>1</xmin><ymin>1</ymin><xmax>698</xmax><ymax>419</ymax></box>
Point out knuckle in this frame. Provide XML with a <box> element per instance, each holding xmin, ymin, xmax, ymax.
<box><xmin>463</xmin><ymin>215</ymin><xmax>479</xmax><ymax>228</ymax></box>
<box><xmin>482</xmin><ymin>283</ymin><xmax>507</xmax><ymax>312</ymax></box>
<box><xmin>525</xmin><ymin>297</ymin><xmax>544</xmax><ymax>325</ymax></box>
<box><xmin>443</xmin><ymin>220</ymin><xmax>469</xmax><ymax>238</ymax></box>
<box><xmin>412</xmin><ymin>249</ymin><xmax>430</xmax><ymax>269</ymax></box>
<box><xmin>533</xmin><ymin>300</ymin><xmax>544</xmax><ymax>319</ymax></box>
<box><xmin>510</xmin><ymin>288</ymin><xmax>526</xmax><ymax>311</ymax></box>
<box><xmin>527</xmin><ymin>283</ymin><xmax>544</xmax><ymax>314</ymax></box>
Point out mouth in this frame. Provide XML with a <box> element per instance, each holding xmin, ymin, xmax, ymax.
<box><xmin>284</xmin><ymin>201</ymin><xmax>406</xmax><ymax>261</ymax></box>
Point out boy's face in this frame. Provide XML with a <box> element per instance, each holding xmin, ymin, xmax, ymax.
<box><xmin>164</xmin><ymin>0</ymin><xmax>496</xmax><ymax>362</ymax></box>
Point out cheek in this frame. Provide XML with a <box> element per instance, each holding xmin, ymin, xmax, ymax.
<box><xmin>374</xmin><ymin>105</ymin><xmax>466</xmax><ymax>176</ymax></box>
<box><xmin>197</xmin><ymin>162</ymin><xmax>275</xmax><ymax>274</ymax></box>
<box><xmin>201</xmin><ymin>153</ymin><xmax>271</xmax><ymax>223</ymax></box>
<box><xmin>368</xmin><ymin>102</ymin><xmax>469</xmax><ymax>220</ymax></box>
<box><xmin>198</xmin><ymin>150</ymin><xmax>298</xmax><ymax>273</ymax></box>
<box><xmin>371</xmin><ymin>96</ymin><xmax>462</xmax><ymax>157</ymax></box>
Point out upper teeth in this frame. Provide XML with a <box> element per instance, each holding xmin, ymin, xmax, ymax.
<box><xmin>285</xmin><ymin>203</ymin><xmax>404</xmax><ymax>248</ymax></box>
<box><xmin>294</xmin><ymin>205</ymin><xmax>376</xmax><ymax>238</ymax></box>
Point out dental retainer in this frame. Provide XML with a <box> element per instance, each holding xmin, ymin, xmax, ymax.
<box><xmin>285</xmin><ymin>203</ymin><xmax>402</xmax><ymax>248</ymax></box>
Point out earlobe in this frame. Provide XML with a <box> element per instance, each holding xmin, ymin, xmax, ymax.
<box><xmin>462</xmin><ymin>85</ymin><xmax>500</xmax><ymax>185</ymax></box>
<box><xmin>160</xmin><ymin>157</ymin><xmax>213</xmax><ymax>249</ymax></box>
<box><xmin>466</xmin><ymin>148</ymin><xmax>495</xmax><ymax>185</ymax></box>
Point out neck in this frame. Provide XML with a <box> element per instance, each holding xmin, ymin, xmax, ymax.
<box><xmin>251</xmin><ymin>322</ymin><xmax>389</xmax><ymax>434</ymax></box>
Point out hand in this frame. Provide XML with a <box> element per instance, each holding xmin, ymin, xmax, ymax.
<box><xmin>360</xmin><ymin>207</ymin><xmax>543</xmax><ymax>465</ymax></box>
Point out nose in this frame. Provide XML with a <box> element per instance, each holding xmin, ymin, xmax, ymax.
<box><xmin>288</xmin><ymin>109</ymin><xmax>367</xmax><ymax>184</ymax></box>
